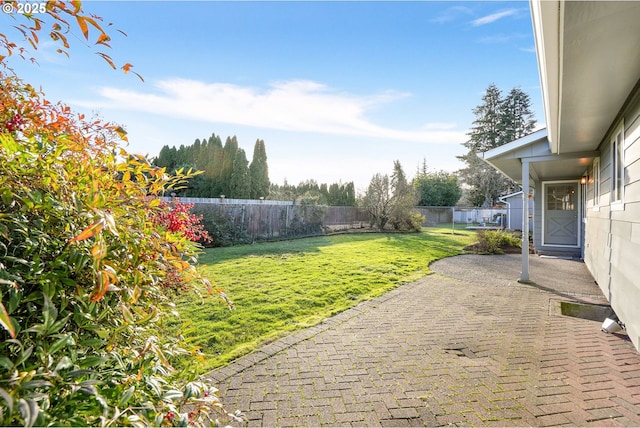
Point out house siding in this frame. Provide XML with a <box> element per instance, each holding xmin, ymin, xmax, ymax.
<box><xmin>585</xmin><ymin>88</ymin><xmax>640</xmax><ymax>350</ymax></box>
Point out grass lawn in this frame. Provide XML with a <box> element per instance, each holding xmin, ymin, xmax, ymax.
<box><xmin>169</xmin><ymin>227</ymin><xmax>475</xmax><ymax>373</ymax></box>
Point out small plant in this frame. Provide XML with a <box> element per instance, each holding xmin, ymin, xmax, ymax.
<box><xmin>475</xmin><ymin>230</ymin><xmax>521</xmax><ymax>254</ymax></box>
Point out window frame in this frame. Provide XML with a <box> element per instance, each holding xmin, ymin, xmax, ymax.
<box><xmin>611</xmin><ymin>121</ymin><xmax>625</xmax><ymax>210</ymax></box>
<box><xmin>592</xmin><ymin>157</ymin><xmax>600</xmax><ymax>211</ymax></box>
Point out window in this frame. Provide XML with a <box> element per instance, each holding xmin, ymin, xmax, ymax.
<box><xmin>592</xmin><ymin>157</ymin><xmax>600</xmax><ymax>208</ymax></box>
<box><xmin>611</xmin><ymin>122</ymin><xmax>625</xmax><ymax>207</ymax></box>
<box><xmin>546</xmin><ymin>184</ymin><xmax>576</xmax><ymax>211</ymax></box>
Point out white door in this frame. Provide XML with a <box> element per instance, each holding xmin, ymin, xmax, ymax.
<box><xmin>543</xmin><ymin>182</ymin><xmax>579</xmax><ymax>247</ymax></box>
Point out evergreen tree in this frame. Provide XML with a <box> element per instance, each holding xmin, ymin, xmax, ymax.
<box><xmin>414</xmin><ymin>169</ymin><xmax>462</xmax><ymax>206</ymax></box>
<box><xmin>457</xmin><ymin>84</ymin><xmax>536</xmax><ymax>207</ymax></box>
<box><xmin>344</xmin><ymin>182</ymin><xmax>356</xmax><ymax>206</ymax></box>
<box><xmin>269</xmin><ymin>179</ymin><xmax>297</xmax><ymax>201</ymax></box>
<box><xmin>389</xmin><ymin>160</ymin><xmax>418</xmax><ymax>229</ymax></box>
<box><xmin>153</xmin><ymin>134</ymin><xmax>271</xmax><ymax>198</ymax></box>
<box><xmin>154</xmin><ymin>145</ymin><xmax>174</xmax><ymax>170</ymax></box>
<box><xmin>250</xmin><ymin>139</ymin><xmax>270</xmax><ymax>199</ymax></box>
<box><xmin>500</xmin><ymin>87</ymin><xmax>536</xmax><ymax>143</ymax></box>
<box><xmin>203</xmin><ymin>134</ymin><xmax>224</xmax><ymax>197</ymax></box>
<box><xmin>220</xmin><ymin>136</ymin><xmax>238</xmax><ymax>196</ymax></box>
<box><xmin>229</xmin><ymin>148</ymin><xmax>251</xmax><ymax>199</ymax></box>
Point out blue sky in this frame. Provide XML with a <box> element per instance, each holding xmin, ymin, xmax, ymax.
<box><xmin>5</xmin><ymin>1</ymin><xmax>542</xmax><ymax>192</ymax></box>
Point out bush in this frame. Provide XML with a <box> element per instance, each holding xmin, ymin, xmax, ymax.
<box><xmin>0</xmin><ymin>74</ymin><xmax>241</xmax><ymax>426</ymax></box>
<box><xmin>191</xmin><ymin>206</ymin><xmax>252</xmax><ymax>247</ymax></box>
<box><xmin>475</xmin><ymin>230</ymin><xmax>521</xmax><ymax>254</ymax></box>
<box><xmin>390</xmin><ymin>211</ymin><xmax>425</xmax><ymax>232</ymax></box>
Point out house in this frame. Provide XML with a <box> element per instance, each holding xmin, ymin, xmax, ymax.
<box><xmin>482</xmin><ymin>1</ymin><xmax>640</xmax><ymax>352</ymax></box>
<box><xmin>498</xmin><ymin>191</ymin><xmax>534</xmax><ymax>232</ymax></box>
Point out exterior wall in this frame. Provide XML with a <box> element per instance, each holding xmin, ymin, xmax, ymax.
<box><xmin>584</xmin><ymin>87</ymin><xmax>640</xmax><ymax>351</ymax></box>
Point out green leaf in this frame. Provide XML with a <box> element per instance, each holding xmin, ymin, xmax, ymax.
<box><xmin>48</xmin><ymin>314</ymin><xmax>71</xmax><ymax>335</ymax></box>
<box><xmin>7</xmin><ymin>291</ymin><xmax>21</xmax><ymax>314</ymax></box>
<box><xmin>1</xmin><ymin>188</ymin><xmax>12</xmax><ymax>206</ymax></box>
<box><xmin>18</xmin><ymin>398</ymin><xmax>39</xmax><ymax>428</ymax></box>
<box><xmin>118</xmin><ymin>386</ymin><xmax>135</xmax><ymax>407</ymax></box>
<box><xmin>146</xmin><ymin>377</ymin><xmax>162</xmax><ymax>397</ymax></box>
<box><xmin>49</xmin><ymin>334</ymin><xmax>74</xmax><ymax>355</ymax></box>
<box><xmin>161</xmin><ymin>389</ymin><xmax>183</xmax><ymax>402</ymax></box>
<box><xmin>78</xmin><ymin>384</ymin><xmax>98</xmax><ymax>396</ymax></box>
<box><xmin>78</xmin><ymin>356</ymin><xmax>108</xmax><ymax>368</ymax></box>
<box><xmin>0</xmin><ymin>134</ymin><xmax>20</xmax><ymax>154</ymax></box>
<box><xmin>42</xmin><ymin>293</ymin><xmax>58</xmax><ymax>332</ymax></box>
<box><xmin>65</xmin><ymin>369</ymin><xmax>94</xmax><ymax>380</ymax></box>
<box><xmin>54</xmin><ymin>356</ymin><xmax>73</xmax><ymax>373</ymax></box>
<box><xmin>0</xmin><ymin>387</ymin><xmax>13</xmax><ymax>417</ymax></box>
<box><xmin>24</xmin><ymin>323</ymin><xmax>46</xmax><ymax>336</ymax></box>
<box><xmin>0</xmin><ymin>355</ymin><xmax>13</xmax><ymax>371</ymax></box>
<box><xmin>15</xmin><ymin>345</ymin><xmax>33</xmax><ymax>367</ymax></box>
<box><xmin>22</xmin><ymin>380</ymin><xmax>53</xmax><ymax>389</ymax></box>
<box><xmin>0</xmin><ymin>301</ymin><xmax>16</xmax><ymax>339</ymax></box>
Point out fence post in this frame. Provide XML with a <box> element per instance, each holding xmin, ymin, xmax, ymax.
<box><xmin>452</xmin><ymin>206</ymin><xmax>455</xmax><ymax>234</ymax></box>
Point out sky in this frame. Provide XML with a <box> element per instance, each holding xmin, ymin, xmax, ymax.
<box><xmin>3</xmin><ymin>0</ymin><xmax>543</xmax><ymax>193</ymax></box>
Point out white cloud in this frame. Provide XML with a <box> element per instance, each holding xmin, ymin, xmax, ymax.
<box><xmin>431</xmin><ymin>6</ymin><xmax>473</xmax><ymax>24</ymax></box>
<box><xmin>472</xmin><ymin>9</ymin><xmax>518</xmax><ymax>26</ymax></box>
<box><xmin>77</xmin><ymin>78</ymin><xmax>466</xmax><ymax>144</ymax></box>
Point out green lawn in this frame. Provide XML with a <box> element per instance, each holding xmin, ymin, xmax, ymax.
<box><xmin>170</xmin><ymin>227</ymin><xmax>475</xmax><ymax>373</ymax></box>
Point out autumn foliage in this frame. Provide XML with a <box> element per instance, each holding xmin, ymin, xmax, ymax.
<box><xmin>153</xmin><ymin>200</ymin><xmax>213</xmax><ymax>245</ymax></box>
<box><xmin>0</xmin><ymin>0</ymin><xmax>142</xmax><ymax>79</ymax></box>
<box><xmin>0</xmin><ymin>72</ymin><xmax>240</xmax><ymax>425</ymax></box>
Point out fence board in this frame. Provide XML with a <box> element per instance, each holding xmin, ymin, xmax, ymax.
<box><xmin>162</xmin><ymin>197</ymin><xmax>508</xmax><ymax>241</ymax></box>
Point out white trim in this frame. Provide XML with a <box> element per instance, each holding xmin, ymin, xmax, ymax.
<box><xmin>592</xmin><ymin>157</ymin><xmax>601</xmax><ymax>212</ymax></box>
<box><xmin>611</xmin><ymin>121</ymin><xmax>625</xmax><ymax>211</ymax></box>
<box><xmin>541</xmin><ymin>180</ymin><xmax>581</xmax><ymax>248</ymax></box>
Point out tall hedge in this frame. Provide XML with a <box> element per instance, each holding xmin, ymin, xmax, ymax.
<box><xmin>0</xmin><ymin>74</ymin><xmax>241</xmax><ymax>426</ymax></box>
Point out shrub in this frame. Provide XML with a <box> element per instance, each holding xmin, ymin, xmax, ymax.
<box><xmin>0</xmin><ymin>73</ymin><xmax>241</xmax><ymax>426</ymax></box>
<box><xmin>153</xmin><ymin>199</ymin><xmax>213</xmax><ymax>245</ymax></box>
<box><xmin>475</xmin><ymin>230</ymin><xmax>521</xmax><ymax>254</ymax></box>
<box><xmin>390</xmin><ymin>211</ymin><xmax>425</xmax><ymax>232</ymax></box>
<box><xmin>190</xmin><ymin>206</ymin><xmax>252</xmax><ymax>247</ymax></box>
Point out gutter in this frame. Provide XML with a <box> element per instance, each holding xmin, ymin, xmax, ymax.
<box><xmin>497</xmin><ymin>195</ymin><xmax>512</xmax><ymax>230</ymax></box>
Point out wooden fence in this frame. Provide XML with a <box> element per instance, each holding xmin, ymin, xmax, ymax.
<box><xmin>162</xmin><ymin>197</ymin><xmax>370</xmax><ymax>240</ymax></box>
<box><xmin>160</xmin><ymin>197</ymin><xmax>506</xmax><ymax>241</ymax></box>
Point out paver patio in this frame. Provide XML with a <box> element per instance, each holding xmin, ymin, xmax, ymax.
<box><xmin>206</xmin><ymin>254</ymin><xmax>640</xmax><ymax>427</ymax></box>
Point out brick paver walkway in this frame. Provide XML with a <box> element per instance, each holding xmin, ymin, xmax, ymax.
<box><xmin>206</xmin><ymin>254</ymin><xmax>640</xmax><ymax>426</ymax></box>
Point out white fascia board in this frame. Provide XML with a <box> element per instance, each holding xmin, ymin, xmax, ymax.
<box><xmin>530</xmin><ymin>0</ymin><xmax>562</xmax><ymax>154</ymax></box>
<box><xmin>482</xmin><ymin>128</ymin><xmax>549</xmax><ymax>161</ymax></box>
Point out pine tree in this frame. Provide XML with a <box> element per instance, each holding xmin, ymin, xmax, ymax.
<box><xmin>457</xmin><ymin>84</ymin><xmax>536</xmax><ymax>207</ymax></box>
<box><xmin>154</xmin><ymin>145</ymin><xmax>174</xmax><ymax>169</ymax></box>
<box><xmin>229</xmin><ymin>148</ymin><xmax>251</xmax><ymax>199</ymax></box>
<box><xmin>220</xmin><ymin>136</ymin><xmax>238</xmax><ymax>197</ymax></box>
<box><xmin>500</xmin><ymin>87</ymin><xmax>536</xmax><ymax>143</ymax></box>
<box><xmin>250</xmin><ymin>139</ymin><xmax>270</xmax><ymax>199</ymax></box>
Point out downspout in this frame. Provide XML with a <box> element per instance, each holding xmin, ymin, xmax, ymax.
<box><xmin>519</xmin><ymin>159</ymin><xmax>531</xmax><ymax>283</ymax></box>
<box><xmin>497</xmin><ymin>195</ymin><xmax>511</xmax><ymax>230</ymax></box>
